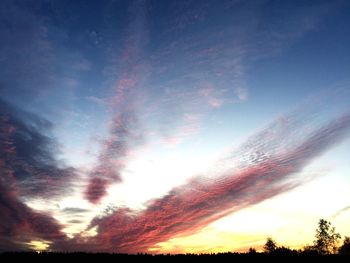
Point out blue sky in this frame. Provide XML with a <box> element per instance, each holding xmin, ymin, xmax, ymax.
<box><xmin>0</xmin><ymin>0</ymin><xmax>350</xmax><ymax>253</ymax></box>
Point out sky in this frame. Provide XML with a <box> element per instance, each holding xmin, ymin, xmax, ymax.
<box><xmin>1</xmin><ymin>0</ymin><xmax>350</xmax><ymax>253</ymax></box>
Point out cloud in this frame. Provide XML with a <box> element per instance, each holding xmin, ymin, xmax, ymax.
<box><xmin>78</xmin><ymin>110</ymin><xmax>350</xmax><ymax>253</ymax></box>
<box><xmin>85</xmin><ymin>178</ymin><xmax>110</xmax><ymax>204</ymax></box>
<box><xmin>198</xmin><ymin>86</ymin><xmax>225</xmax><ymax>109</ymax></box>
<box><xmin>85</xmin><ymin>1</ymin><xmax>148</xmax><ymax>204</ymax></box>
<box><xmin>85</xmin><ymin>111</ymin><xmax>143</xmax><ymax>204</ymax></box>
<box><xmin>0</xmin><ymin>98</ymin><xmax>76</xmax><ymax>198</ymax></box>
<box><xmin>332</xmin><ymin>205</ymin><xmax>350</xmax><ymax>219</ymax></box>
<box><xmin>1</xmin><ymin>0</ymin><xmax>347</xmax><ymax>253</ymax></box>
<box><xmin>235</xmin><ymin>86</ymin><xmax>248</xmax><ymax>102</ymax></box>
<box><xmin>161</xmin><ymin>114</ymin><xmax>200</xmax><ymax>147</ymax></box>
<box><xmin>61</xmin><ymin>208</ymin><xmax>90</xmax><ymax>214</ymax></box>
<box><xmin>68</xmin><ymin>220</ymin><xmax>85</xmax><ymax>224</ymax></box>
<box><xmin>3</xmin><ymin>95</ymin><xmax>348</xmax><ymax>253</ymax></box>
<box><xmin>0</xmin><ymin>181</ymin><xmax>66</xmax><ymax>251</ymax></box>
<box><xmin>0</xmin><ymin>98</ymin><xmax>76</xmax><ymax>250</ymax></box>
<box><xmin>0</xmin><ymin>98</ymin><xmax>82</xmax><ymax>251</ymax></box>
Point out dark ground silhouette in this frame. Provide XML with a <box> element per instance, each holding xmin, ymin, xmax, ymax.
<box><xmin>0</xmin><ymin>251</ymin><xmax>349</xmax><ymax>261</ymax></box>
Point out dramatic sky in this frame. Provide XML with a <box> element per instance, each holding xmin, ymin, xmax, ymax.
<box><xmin>1</xmin><ymin>0</ymin><xmax>350</xmax><ymax>253</ymax></box>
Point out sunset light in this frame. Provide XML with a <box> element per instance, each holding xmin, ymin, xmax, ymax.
<box><xmin>1</xmin><ymin>0</ymin><xmax>350</xmax><ymax>255</ymax></box>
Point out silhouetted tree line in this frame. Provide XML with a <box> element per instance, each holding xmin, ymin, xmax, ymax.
<box><xmin>258</xmin><ymin>219</ymin><xmax>350</xmax><ymax>256</ymax></box>
<box><xmin>0</xmin><ymin>219</ymin><xmax>349</xmax><ymax>258</ymax></box>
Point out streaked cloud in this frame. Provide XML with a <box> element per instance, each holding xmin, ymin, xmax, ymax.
<box><xmin>69</xmin><ymin>107</ymin><xmax>350</xmax><ymax>253</ymax></box>
<box><xmin>0</xmin><ymin>99</ymin><xmax>76</xmax><ymax>198</ymax></box>
<box><xmin>85</xmin><ymin>1</ymin><xmax>148</xmax><ymax>204</ymax></box>
<box><xmin>332</xmin><ymin>205</ymin><xmax>350</xmax><ymax>219</ymax></box>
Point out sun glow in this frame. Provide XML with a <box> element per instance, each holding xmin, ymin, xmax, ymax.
<box><xmin>27</xmin><ymin>240</ymin><xmax>50</xmax><ymax>251</ymax></box>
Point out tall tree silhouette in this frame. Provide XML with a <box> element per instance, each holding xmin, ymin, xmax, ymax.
<box><xmin>338</xmin><ymin>236</ymin><xmax>350</xmax><ymax>255</ymax></box>
<box><xmin>313</xmin><ymin>219</ymin><xmax>341</xmax><ymax>254</ymax></box>
<box><xmin>248</xmin><ymin>247</ymin><xmax>257</xmax><ymax>254</ymax></box>
<box><xmin>264</xmin><ymin>237</ymin><xmax>277</xmax><ymax>254</ymax></box>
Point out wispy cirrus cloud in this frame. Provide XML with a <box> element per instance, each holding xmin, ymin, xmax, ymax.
<box><xmin>161</xmin><ymin>113</ymin><xmax>201</xmax><ymax>147</ymax></box>
<box><xmin>85</xmin><ymin>104</ymin><xmax>144</xmax><ymax>204</ymax></box>
<box><xmin>332</xmin><ymin>205</ymin><xmax>350</xmax><ymax>219</ymax></box>
<box><xmin>0</xmin><ymin>0</ymin><xmax>92</xmax><ymax>107</ymax></box>
<box><xmin>85</xmin><ymin>0</ymin><xmax>148</xmax><ymax>204</ymax></box>
<box><xmin>135</xmin><ymin>0</ymin><xmax>338</xmax><ymax>147</ymax></box>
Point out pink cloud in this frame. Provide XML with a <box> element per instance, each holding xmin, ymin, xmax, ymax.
<box><xmin>198</xmin><ymin>86</ymin><xmax>225</xmax><ymax>109</ymax></box>
<box><xmin>85</xmin><ymin>178</ymin><xmax>110</xmax><ymax>204</ymax></box>
<box><xmin>85</xmin><ymin>111</ymin><xmax>140</xmax><ymax>203</ymax></box>
<box><xmin>74</xmin><ymin>112</ymin><xmax>350</xmax><ymax>253</ymax></box>
<box><xmin>235</xmin><ymin>86</ymin><xmax>248</xmax><ymax>101</ymax></box>
<box><xmin>208</xmin><ymin>98</ymin><xmax>223</xmax><ymax>108</ymax></box>
<box><xmin>84</xmin><ymin>2</ymin><xmax>149</xmax><ymax>204</ymax></box>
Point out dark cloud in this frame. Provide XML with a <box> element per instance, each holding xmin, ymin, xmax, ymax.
<box><xmin>0</xmin><ymin>98</ymin><xmax>74</xmax><ymax>250</ymax></box>
<box><xmin>85</xmin><ymin>178</ymin><xmax>110</xmax><ymax>204</ymax></box>
<box><xmin>0</xmin><ymin>181</ymin><xmax>66</xmax><ymax>251</ymax></box>
<box><xmin>0</xmin><ymin>98</ymin><xmax>76</xmax><ymax>198</ymax></box>
<box><xmin>61</xmin><ymin>207</ymin><xmax>90</xmax><ymax>214</ymax></box>
<box><xmin>68</xmin><ymin>220</ymin><xmax>84</xmax><ymax>224</ymax></box>
<box><xmin>85</xmin><ymin>111</ymin><xmax>143</xmax><ymax>204</ymax></box>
